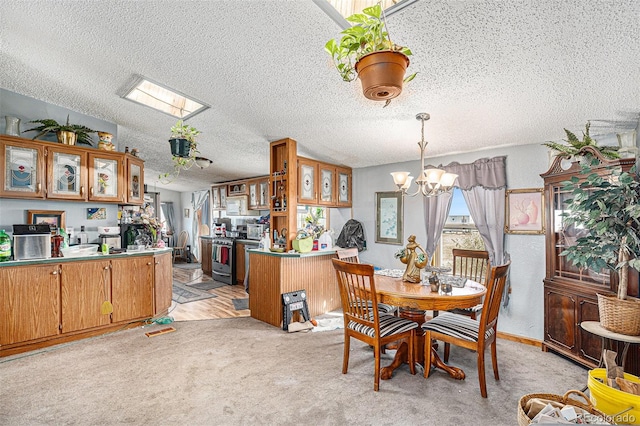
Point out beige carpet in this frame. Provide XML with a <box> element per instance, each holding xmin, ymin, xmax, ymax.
<box><xmin>0</xmin><ymin>317</ymin><xmax>589</xmax><ymax>425</ymax></box>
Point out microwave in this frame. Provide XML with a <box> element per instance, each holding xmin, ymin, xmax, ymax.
<box><xmin>247</xmin><ymin>224</ymin><xmax>267</xmax><ymax>240</ymax></box>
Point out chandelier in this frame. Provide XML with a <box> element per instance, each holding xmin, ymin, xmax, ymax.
<box><xmin>390</xmin><ymin>113</ymin><xmax>458</xmax><ymax>197</ymax></box>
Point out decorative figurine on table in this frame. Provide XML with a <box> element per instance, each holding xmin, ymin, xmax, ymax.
<box><xmin>395</xmin><ymin>235</ymin><xmax>428</xmax><ymax>283</ymax></box>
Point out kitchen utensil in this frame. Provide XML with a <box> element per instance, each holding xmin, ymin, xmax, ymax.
<box><xmin>101</xmin><ymin>265</ymin><xmax>113</xmax><ymax>314</ymax></box>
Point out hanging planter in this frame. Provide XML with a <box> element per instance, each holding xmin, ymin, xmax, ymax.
<box><xmin>355</xmin><ymin>50</ymin><xmax>409</xmax><ymax>101</ymax></box>
<box><xmin>169</xmin><ymin>138</ymin><xmax>192</xmax><ymax>158</ymax></box>
<box><xmin>325</xmin><ymin>3</ymin><xmax>416</xmax><ymax>103</ymax></box>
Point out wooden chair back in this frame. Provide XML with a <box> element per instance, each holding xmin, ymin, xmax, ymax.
<box><xmin>332</xmin><ymin>258</ymin><xmax>379</xmax><ymax>328</ymax></box>
<box><xmin>452</xmin><ymin>249</ymin><xmax>490</xmax><ymax>285</ymax></box>
<box><xmin>176</xmin><ymin>230</ymin><xmax>188</xmax><ymax>249</ymax></box>
<box><xmin>336</xmin><ymin>247</ymin><xmax>360</xmax><ymax>264</ymax></box>
<box><xmin>480</xmin><ymin>262</ymin><xmax>511</xmax><ymax>340</ymax></box>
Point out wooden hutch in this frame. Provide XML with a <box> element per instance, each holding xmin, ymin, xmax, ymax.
<box><xmin>541</xmin><ymin>146</ymin><xmax>639</xmax><ymax>374</ymax></box>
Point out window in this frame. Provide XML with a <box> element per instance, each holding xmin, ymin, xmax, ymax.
<box><xmin>435</xmin><ymin>188</ymin><xmax>485</xmax><ymax>268</ymax></box>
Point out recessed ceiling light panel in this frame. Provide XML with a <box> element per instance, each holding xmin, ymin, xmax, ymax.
<box><xmin>121</xmin><ymin>75</ymin><xmax>209</xmax><ymax>120</ymax></box>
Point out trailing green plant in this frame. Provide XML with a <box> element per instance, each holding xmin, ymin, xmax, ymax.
<box><xmin>324</xmin><ymin>3</ymin><xmax>416</xmax><ymax>83</ymax></box>
<box><xmin>23</xmin><ymin>115</ymin><xmax>96</xmax><ymax>145</ymax></box>
<box><xmin>543</xmin><ymin>121</ymin><xmax>620</xmax><ymax>160</ymax></box>
<box><xmin>160</xmin><ymin>120</ymin><xmax>202</xmax><ymax>183</ymax></box>
<box><xmin>560</xmin><ymin>163</ymin><xmax>640</xmax><ymax>300</ymax></box>
<box><xmin>170</xmin><ymin>119</ymin><xmax>201</xmax><ymax>146</ymax></box>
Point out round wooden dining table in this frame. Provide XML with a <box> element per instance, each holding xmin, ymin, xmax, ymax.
<box><xmin>374</xmin><ymin>274</ymin><xmax>487</xmax><ymax>380</ymax></box>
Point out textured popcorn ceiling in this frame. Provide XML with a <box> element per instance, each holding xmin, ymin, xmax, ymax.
<box><xmin>1</xmin><ymin>0</ymin><xmax>638</xmax><ymax>192</ymax></box>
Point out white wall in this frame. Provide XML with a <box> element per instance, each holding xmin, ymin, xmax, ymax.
<box><xmin>352</xmin><ymin>143</ymin><xmax>550</xmax><ymax>341</ymax></box>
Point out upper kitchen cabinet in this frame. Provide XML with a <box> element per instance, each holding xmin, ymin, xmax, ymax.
<box><xmin>46</xmin><ymin>144</ymin><xmax>88</xmax><ymax>201</ymax></box>
<box><xmin>125</xmin><ymin>155</ymin><xmax>144</xmax><ymax>205</ymax></box>
<box><xmin>228</xmin><ymin>181</ymin><xmax>248</xmax><ymax>196</ymax></box>
<box><xmin>0</xmin><ymin>135</ymin><xmax>46</xmax><ymax>199</ymax></box>
<box><xmin>249</xmin><ymin>176</ymin><xmax>270</xmax><ymax>210</ymax></box>
<box><xmin>336</xmin><ymin>166</ymin><xmax>352</xmax><ymax>207</ymax></box>
<box><xmin>318</xmin><ymin>163</ymin><xmax>335</xmax><ymax>206</ymax></box>
<box><xmin>212</xmin><ymin>184</ymin><xmax>227</xmax><ymax>210</ymax></box>
<box><xmin>297</xmin><ymin>157</ymin><xmax>317</xmax><ymax>204</ymax></box>
<box><xmin>88</xmin><ymin>151</ymin><xmax>124</xmax><ymax>203</ymax></box>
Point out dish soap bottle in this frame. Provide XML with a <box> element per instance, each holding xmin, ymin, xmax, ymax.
<box><xmin>0</xmin><ymin>229</ymin><xmax>11</xmax><ymax>261</ymax></box>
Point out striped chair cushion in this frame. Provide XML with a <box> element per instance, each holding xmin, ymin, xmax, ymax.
<box><xmin>348</xmin><ymin>314</ymin><xmax>418</xmax><ymax>338</ymax></box>
<box><xmin>450</xmin><ymin>304</ymin><xmax>483</xmax><ymax>314</ymax></box>
<box><xmin>350</xmin><ymin>300</ymin><xmax>397</xmax><ymax>314</ymax></box>
<box><xmin>421</xmin><ymin>312</ymin><xmax>494</xmax><ymax>342</ymax></box>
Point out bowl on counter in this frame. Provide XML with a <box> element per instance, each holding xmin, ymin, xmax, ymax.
<box><xmin>97</xmin><ymin>226</ymin><xmax>120</xmax><ymax>235</ymax></box>
<box><xmin>61</xmin><ymin>244</ymin><xmax>100</xmax><ymax>258</ymax></box>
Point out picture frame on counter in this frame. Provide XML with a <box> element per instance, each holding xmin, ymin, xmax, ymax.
<box><xmin>27</xmin><ymin>209</ymin><xmax>66</xmax><ymax>232</ymax></box>
<box><xmin>375</xmin><ymin>191</ymin><xmax>403</xmax><ymax>245</ymax></box>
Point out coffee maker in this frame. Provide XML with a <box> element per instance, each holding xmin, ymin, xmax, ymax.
<box><xmin>99</xmin><ymin>226</ymin><xmax>121</xmax><ymax>250</ymax></box>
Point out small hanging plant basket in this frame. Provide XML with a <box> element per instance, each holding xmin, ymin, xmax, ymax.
<box><xmin>355</xmin><ymin>50</ymin><xmax>410</xmax><ymax>101</ymax></box>
<box><xmin>169</xmin><ymin>138</ymin><xmax>192</xmax><ymax>158</ymax></box>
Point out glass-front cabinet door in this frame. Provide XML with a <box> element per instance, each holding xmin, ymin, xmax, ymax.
<box><xmin>258</xmin><ymin>179</ymin><xmax>269</xmax><ymax>209</ymax></box>
<box><xmin>318</xmin><ymin>164</ymin><xmax>334</xmax><ymax>206</ymax></box>
<box><xmin>47</xmin><ymin>145</ymin><xmax>87</xmax><ymax>200</ymax></box>
<box><xmin>212</xmin><ymin>186</ymin><xmax>221</xmax><ymax>209</ymax></box>
<box><xmin>88</xmin><ymin>151</ymin><xmax>123</xmax><ymax>202</ymax></box>
<box><xmin>336</xmin><ymin>166</ymin><xmax>352</xmax><ymax>207</ymax></box>
<box><xmin>125</xmin><ymin>156</ymin><xmax>144</xmax><ymax>205</ymax></box>
<box><xmin>298</xmin><ymin>158</ymin><xmax>317</xmax><ymax>204</ymax></box>
<box><xmin>249</xmin><ymin>181</ymin><xmax>258</xmax><ymax>209</ymax></box>
<box><xmin>0</xmin><ymin>137</ymin><xmax>45</xmax><ymax>198</ymax></box>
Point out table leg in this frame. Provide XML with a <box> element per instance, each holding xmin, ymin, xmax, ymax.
<box><xmin>380</xmin><ymin>308</ymin><xmax>467</xmax><ymax>380</ymax></box>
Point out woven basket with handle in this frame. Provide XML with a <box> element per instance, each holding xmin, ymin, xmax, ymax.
<box><xmin>597</xmin><ymin>293</ymin><xmax>640</xmax><ymax>336</ymax></box>
<box><xmin>517</xmin><ymin>389</ymin><xmax>613</xmax><ymax>425</ymax></box>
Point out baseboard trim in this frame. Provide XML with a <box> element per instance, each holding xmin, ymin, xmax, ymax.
<box><xmin>497</xmin><ymin>331</ymin><xmax>542</xmax><ymax>348</ymax></box>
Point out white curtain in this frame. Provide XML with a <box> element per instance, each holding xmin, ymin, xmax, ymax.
<box><xmin>423</xmin><ymin>192</ymin><xmax>453</xmax><ymax>263</ymax></box>
<box><xmin>191</xmin><ymin>190</ymin><xmax>209</xmax><ymax>262</ymax></box>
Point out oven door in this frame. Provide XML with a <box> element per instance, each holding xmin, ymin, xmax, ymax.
<box><xmin>211</xmin><ymin>241</ymin><xmax>235</xmax><ymax>285</ymax></box>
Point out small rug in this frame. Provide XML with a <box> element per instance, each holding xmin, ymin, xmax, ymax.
<box><xmin>232</xmin><ymin>298</ymin><xmax>249</xmax><ymax>311</ymax></box>
<box><xmin>172</xmin><ymin>281</ymin><xmax>217</xmax><ymax>304</ymax></box>
<box><xmin>174</xmin><ymin>262</ymin><xmax>202</xmax><ymax>270</ymax></box>
<box><xmin>188</xmin><ymin>281</ymin><xmax>228</xmax><ymax>291</ymax></box>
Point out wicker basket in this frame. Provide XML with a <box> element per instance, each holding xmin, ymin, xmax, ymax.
<box><xmin>597</xmin><ymin>293</ymin><xmax>640</xmax><ymax>336</ymax></box>
<box><xmin>517</xmin><ymin>390</ymin><xmax>613</xmax><ymax>425</ymax></box>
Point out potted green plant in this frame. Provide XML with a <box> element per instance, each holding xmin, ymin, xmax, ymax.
<box><xmin>561</xmin><ymin>150</ymin><xmax>640</xmax><ymax>335</ymax></box>
<box><xmin>169</xmin><ymin>119</ymin><xmax>201</xmax><ymax>158</ymax></box>
<box><xmin>544</xmin><ymin>121</ymin><xmax>620</xmax><ymax>161</ymax></box>
<box><xmin>324</xmin><ymin>3</ymin><xmax>416</xmax><ymax>102</ymax></box>
<box><xmin>160</xmin><ymin>120</ymin><xmax>202</xmax><ymax>183</ymax></box>
<box><xmin>23</xmin><ymin>115</ymin><xmax>96</xmax><ymax>146</ymax></box>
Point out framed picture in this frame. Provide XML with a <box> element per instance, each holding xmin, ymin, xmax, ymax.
<box><xmin>27</xmin><ymin>210</ymin><xmax>66</xmax><ymax>232</ymax></box>
<box><xmin>505</xmin><ymin>188</ymin><xmax>545</xmax><ymax>234</ymax></box>
<box><xmin>375</xmin><ymin>191</ymin><xmax>403</xmax><ymax>244</ymax></box>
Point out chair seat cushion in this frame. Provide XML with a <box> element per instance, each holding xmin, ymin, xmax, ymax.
<box><xmin>348</xmin><ymin>314</ymin><xmax>418</xmax><ymax>338</ymax></box>
<box><xmin>449</xmin><ymin>304</ymin><xmax>483</xmax><ymax>315</ymax></box>
<box><xmin>421</xmin><ymin>312</ymin><xmax>494</xmax><ymax>342</ymax></box>
<box><xmin>350</xmin><ymin>300</ymin><xmax>397</xmax><ymax>314</ymax></box>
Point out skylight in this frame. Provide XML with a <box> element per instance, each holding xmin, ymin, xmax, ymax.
<box><xmin>314</xmin><ymin>0</ymin><xmax>418</xmax><ymax>29</ymax></box>
<box><xmin>122</xmin><ymin>76</ymin><xmax>209</xmax><ymax>120</ymax></box>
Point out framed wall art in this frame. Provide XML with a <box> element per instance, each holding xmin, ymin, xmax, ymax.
<box><xmin>375</xmin><ymin>191</ymin><xmax>403</xmax><ymax>244</ymax></box>
<box><xmin>505</xmin><ymin>188</ymin><xmax>545</xmax><ymax>234</ymax></box>
<box><xmin>27</xmin><ymin>209</ymin><xmax>66</xmax><ymax>232</ymax></box>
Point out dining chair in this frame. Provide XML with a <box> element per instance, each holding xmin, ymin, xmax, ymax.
<box><xmin>335</xmin><ymin>248</ymin><xmax>397</xmax><ymax>315</ymax></box>
<box><xmin>448</xmin><ymin>249</ymin><xmax>490</xmax><ymax>319</ymax></box>
<box><xmin>173</xmin><ymin>230</ymin><xmax>189</xmax><ymax>262</ymax></box>
<box><xmin>422</xmin><ymin>261</ymin><xmax>511</xmax><ymax>398</ymax></box>
<box><xmin>332</xmin><ymin>258</ymin><xmax>419</xmax><ymax>391</ymax></box>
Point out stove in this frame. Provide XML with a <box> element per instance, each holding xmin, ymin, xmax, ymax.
<box><xmin>211</xmin><ymin>237</ymin><xmax>235</xmax><ymax>285</ymax></box>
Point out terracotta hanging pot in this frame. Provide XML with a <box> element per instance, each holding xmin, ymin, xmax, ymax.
<box><xmin>355</xmin><ymin>50</ymin><xmax>410</xmax><ymax>101</ymax></box>
<box><xmin>169</xmin><ymin>138</ymin><xmax>192</xmax><ymax>158</ymax></box>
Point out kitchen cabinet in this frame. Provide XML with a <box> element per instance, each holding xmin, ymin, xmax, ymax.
<box><xmin>201</xmin><ymin>237</ymin><xmax>213</xmax><ymax>276</ymax></box>
<box><xmin>125</xmin><ymin>155</ymin><xmax>144</xmax><ymax>205</ymax></box>
<box><xmin>88</xmin><ymin>151</ymin><xmax>124</xmax><ymax>202</ymax></box>
<box><xmin>541</xmin><ymin>147</ymin><xmax>639</xmax><ymax>373</ymax></box>
<box><xmin>236</xmin><ymin>242</ymin><xmax>246</xmax><ymax>285</ymax></box>
<box><xmin>249</xmin><ymin>177</ymin><xmax>270</xmax><ymax>210</ymax></box>
<box><xmin>270</xmin><ymin>138</ymin><xmax>298</xmax><ymax>251</ymax></box>
<box><xmin>212</xmin><ymin>184</ymin><xmax>227</xmax><ymax>210</ymax></box>
<box><xmin>46</xmin><ymin>143</ymin><xmax>88</xmax><ymax>201</ymax></box>
<box><xmin>336</xmin><ymin>166</ymin><xmax>352</xmax><ymax>207</ymax></box>
<box><xmin>154</xmin><ymin>252</ymin><xmax>173</xmax><ymax>315</ymax></box>
<box><xmin>0</xmin><ymin>264</ymin><xmax>61</xmax><ymax>345</ymax></box>
<box><xmin>297</xmin><ymin>157</ymin><xmax>317</xmax><ymax>204</ymax></box>
<box><xmin>111</xmin><ymin>256</ymin><xmax>154</xmax><ymax>322</ymax></box>
<box><xmin>296</xmin><ymin>157</ymin><xmax>351</xmax><ymax>207</ymax></box>
<box><xmin>318</xmin><ymin>163</ymin><xmax>335</xmax><ymax>206</ymax></box>
<box><xmin>228</xmin><ymin>181</ymin><xmax>248</xmax><ymax>196</ymax></box>
<box><xmin>0</xmin><ymin>135</ymin><xmax>46</xmax><ymax>199</ymax></box>
<box><xmin>61</xmin><ymin>259</ymin><xmax>112</xmax><ymax>333</ymax></box>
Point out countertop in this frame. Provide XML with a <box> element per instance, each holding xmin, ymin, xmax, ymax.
<box><xmin>248</xmin><ymin>248</ymin><xmax>336</xmax><ymax>258</ymax></box>
<box><xmin>0</xmin><ymin>247</ymin><xmax>173</xmax><ymax>267</ymax></box>
<box><xmin>199</xmin><ymin>236</ymin><xmax>260</xmax><ymax>245</ymax></box>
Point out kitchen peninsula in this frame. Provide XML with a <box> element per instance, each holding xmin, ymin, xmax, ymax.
<box><xmin>0</xmin><ymin>248</ymin><xmax>172</xmax><ymax>357</ymax></box>
<box><xmin>248</xmin><ymin>249</ymin><xmax>340</xmax><ymax>328</ymax></box>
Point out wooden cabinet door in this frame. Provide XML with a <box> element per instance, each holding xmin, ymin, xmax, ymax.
<box><xmin>153</xmin><ymin>252</ymin><xmax>173</xmax><ymax>315</ymax></box>
<box><xmin>125</xmin><ymin>156</ymin><xmax>144</xmax><ymax>205</ymax></box>
<box><xmin>46</xmin><ymin>144</ymin><xmax>88</xmax><ymax>201</ymax></box>
<box><xmin>0</xmin><ymin>137</ymin><xmax>46</xmax><ymax>199</ymax></box>
<box><xmin>111</xmin><ymin>256</ymin><xmax>154</xmax><ymax>322</ymax></box>
<box><xmin>298</xmin><ymin>158</ymin><xmax>317</xmax><ymax>204</ymax></box>
<box><xmin>0</xmin><ymin>264</ymin><xmax>61</xmax><ymax>345</ymax></box>
<box><xmin>258</xmin><ymin>179</ymin><xmax>269</xmax><ymax>209</ymax></box>
<box><xmin>544</xmin><ymin>287</ymin><xmax>577</xmax><ymax>354</ymax></box>
<box><xmin>201</xmin><ymin>238</ymin><xmax>213</xmax><ymax>276</ymax></box>
<box><xmin>336</xmin><ymin>166</ymin><xmax>352</xmax><ymax>207</ymax></box>
<box><xmin>236</xmin><ymin>242</ymin><xmax>246</xmax><ymax>285</ymax></box>
<box><xmin>88</xmin><ymin>151</ymin><xmax>124</xmax><ymax>202</ymax></box>
<box><xmin>212</xmin><ymin>186</ymin><xmax>221</xmax><ymax>209</ymax></box>
<box><xmin>220</xmin><ymin>185</ymin><xmax>227</xmax><ymax>208</ymax></box>
<box><xmin>577</xmin><ymin>296</ymin><xmax>602</xmax><ymax>365</ymax></box>
<box><xmin>249</xmin><ymin>180</ymin><xmax>259</xmax><ymax>209</ymax></box>
<box><xmin>318</xmin><ymin>164</ymin><xmax>335</xmax><ymax>206</ymax></box>
<box><xmin>61</xmin><ymin>259</ymin><xmax>112</xmax><ymax>333</ymax></box>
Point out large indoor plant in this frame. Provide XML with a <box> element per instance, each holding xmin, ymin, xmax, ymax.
<box><xmin>324</xmin><ymin>3</ymin><xmax>416</xmax><ymax>102</ymax></box>
<box><xmin>560</xmin><ymin>154</ymin><xmax>640</xmax><ymax>335</ymax></box>
<box><xmin>23</xmin><ymin>114</ymin><xmax>96</xmax><ymax>146</ymax></box>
